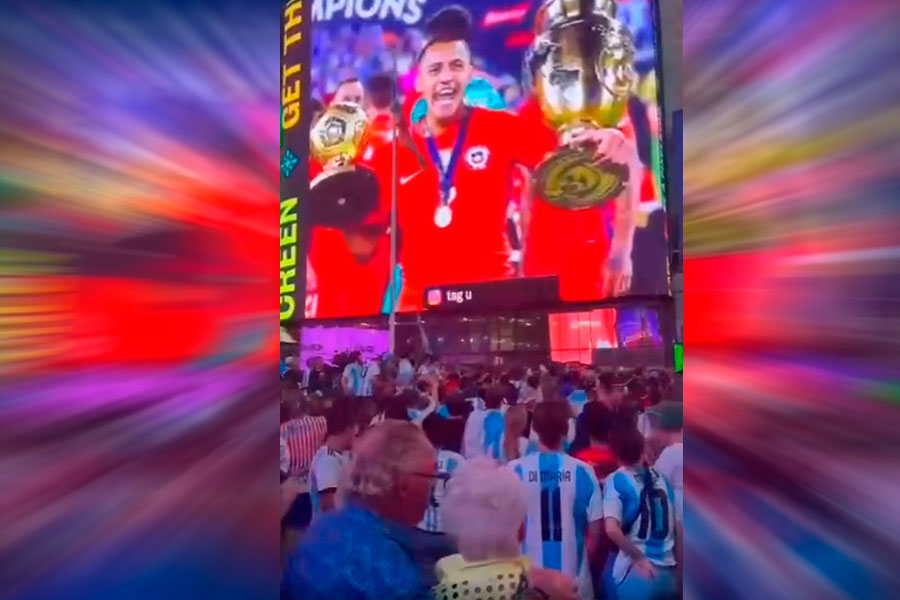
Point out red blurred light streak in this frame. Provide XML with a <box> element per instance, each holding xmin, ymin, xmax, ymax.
<box><xmin>482</xmin><ymin>3</ymin><xmax>531</xmax><ymax>27</ymax></box>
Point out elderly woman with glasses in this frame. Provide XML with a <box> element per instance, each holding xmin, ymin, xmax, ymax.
<box><xmin>435</xmin><ymin>458</ymin><xmax>579</xmax><ymax>600</ymax></box>
<box><xmin>282</xmin><ymin>420</ymin><xmax>439</xmax><ymax>600</ymax></box>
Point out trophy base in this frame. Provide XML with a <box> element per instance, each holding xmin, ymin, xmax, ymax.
<box><xmin>309</xmin><ymin>165</ymin><xmax>380</xmax><ymax>227</ymax></box>
<box><xmin>534</xmin><ymin>146</ymin><xmax>627</xmax><ymax>210</ymax></box>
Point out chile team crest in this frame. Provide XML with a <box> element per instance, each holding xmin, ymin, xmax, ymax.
<box><xmin>465</xmin><ymin>146</ymin><xmax>490</xmax><ymax>170</ymax></box>
<box><xmin>534</xmin><ymin>146</ymin><xmax>627</xmax><ymax>210</ymax></box>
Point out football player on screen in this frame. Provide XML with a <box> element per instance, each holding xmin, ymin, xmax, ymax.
<box><xmin>379</xmin><ymin>5</ymin><xmax>640</xmax><ymax>311</ymax></box>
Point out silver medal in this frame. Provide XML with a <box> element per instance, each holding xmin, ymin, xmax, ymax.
<box><xmin>434</xmin><ymin>205</ymin><xmax>453</xmax><ymax>228</ymax></box>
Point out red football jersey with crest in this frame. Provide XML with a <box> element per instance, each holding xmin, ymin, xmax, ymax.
<box><xmin>388</xmin><ymin>107</ymin><xmax>556</xmax><ymax>311</ymax></box>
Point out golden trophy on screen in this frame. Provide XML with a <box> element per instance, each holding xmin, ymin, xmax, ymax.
<box><xmin>528</xmin><ymin>0</ymin><xmax>635</xmax><ymax>209</ymax></box>
<box><xmin>309</xmin><ymin>102</ymin><xmax>380</xmax><ymax>227</ymax></box>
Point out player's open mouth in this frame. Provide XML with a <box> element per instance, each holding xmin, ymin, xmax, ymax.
<box><xmin>434</xmin><ymin>87</ymin><xmax>458</xmax><ymax>106</ymax></box>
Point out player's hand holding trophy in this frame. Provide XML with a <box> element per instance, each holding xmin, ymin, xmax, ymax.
<box><xmin>528</xmin><ymin>0</ymin><xmax>636</xmax><ymax>210</ymax></box>
<box><xmin>309</xmin><ymin>102</ymin><xmax>380</xmax><ymax>227</ymax></box>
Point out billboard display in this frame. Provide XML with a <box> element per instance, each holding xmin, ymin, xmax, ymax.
<box><xmin>300</xmin><ymin>0</ymin><xmax>669</xmax><ymax>319</ymax></box>
<box><xmin>548</xmin><ymin>305</ymin><xmax>661</xmax><ymax>364</ymax></box>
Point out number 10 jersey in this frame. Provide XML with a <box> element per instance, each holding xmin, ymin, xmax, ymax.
<box><xmin>603</xmin><ymin>466</ymin><xmax>677</xmax><ymax>584</ymax></box>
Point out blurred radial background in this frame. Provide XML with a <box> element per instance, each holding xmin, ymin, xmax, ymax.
<box><xmin>1</xmin><ymin>0</ymin><xmax>899</xmax><ymax>599</ymax></box>
<box><xmin>0</xmin><ymin>1</ymin><xmax>280</xmax><ymax>598</ymax></box>
<box><xmin>684</xmin><ymin>0</ymin><xmax>900</xmax><ymax>598</ymax></box>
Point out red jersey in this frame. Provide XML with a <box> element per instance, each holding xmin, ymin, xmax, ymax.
<box><xmin>390</xmin><ymin>107</ymin><xmax>554</xmax><ymax>311</ymax></box>
<box><xmin>575</xmin><ymin>444</ymin><xmax>618</xmax><ymax>483</ymax></box>
<box><xmin>519</xmin><ymin>97</ymin><xmax>643</xmax><ymax>302</ymax></box>
<box><xmin>306</xmin><ymin>138</ymin><xmax>392</xmax><ymax>318</ymax></box>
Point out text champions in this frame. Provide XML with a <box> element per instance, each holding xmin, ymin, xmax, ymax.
<box><xmin>312</xmin><ymin>0</ymin><xmax>428</xmax><ymax>25</ymax></box>
<box><xmin>281</xmin><ymin>0</ymin><xmax>305</xmax><ymax>322</ymax></box>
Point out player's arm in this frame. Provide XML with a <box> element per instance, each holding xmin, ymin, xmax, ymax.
<box><xmin>585</xmin><ymin>468</ymin><xmax>606</xmax><ymax>558</ymax></box>
<box><xmin>567</xmin><ymin>128</ymin><xmax>641</xmax><ymax>297</ymax></box>
<box><xmin>314</xmin><ymin>455</ymin><xmax>342</xmax><ymax>513</ymax></box>
<box><xmin>602</xmin><ymin>474</ymin><xmax>656</xmax><ymax>578</ymax></box>
<box><xmin>280</xmin><ymin>477</ymin><xmax>304</xmax><ymax>518</ymax></box>
<box><xmin>603</xmin><ymin>517</ymin><xmax>652</xmax><ymax>567</ymax></box>
<box><xmin>318</xmin><ymin>489</ymin><xmax>337</xmax><ymax>512</ymax></box>
<box><xmin>506</xmin><ymin>110</ymin><xmax>558</xmax><ymax>257</ymax></box>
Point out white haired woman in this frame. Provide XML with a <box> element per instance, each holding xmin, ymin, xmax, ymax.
<box><xmin>283</xmin><ymin>420</ymin><xmax>438</xmax><ymax>600</ymax></box>
<box><xmin>436</xmin><ymin>458</ymin><xmax>579</xmax><ymax>600</ymax></box>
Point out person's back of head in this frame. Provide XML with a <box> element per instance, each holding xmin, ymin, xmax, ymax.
<box><xmin>343</xmin><ymin>420</ymin><xmax>436</xmax><ymax>525</ymax></box>
<box><xmin>582</xmin><ymin>401</ymin><xmax>612</xmax><ymax>445</ymax></box>
<box><xmin>422</xmin><ymin>413</ymin><xmax>450</xmax><ymax>450</ymax></box>
<box><xmin>384</xmin><ymin>393</ymin><xmax>412</xmax><ymax>421</ymax></box>
<box><xmin>609</xmin><ymin>426</ymin><xmax>644</xmax><ymax>468</ymax></box>
<box><xmin>325</xmin><ymin>396</ymin><xmax>356</xmax><ymax>438</ymax></box>
<box><xmin>447</xmin><ymin>392</ymin><xmax>472</xmax><ymax>419</ymax></box>
<box><xmin>484</xmin><ymin>385</ymin><xmax>505</xmax><ymax>410</ymax></box>
<box><xmin>598</xmin><ymin>371</ymin><xmax>614</xmax><ymax>394</ymax></box>
<box><xmin>365</xmin><ymin>73</ymin><xmax>396</xmax><ymax>112</ymax></box>
<box><xmin>442</xmin><ymin>458</ymin><xmax>526</xmax><ymax>562</ymax></box>
<box><xmin>526</xmin><ymin>373</ymin><xmax>540</xmax><ymax>389</ymax></box>
<box><xmin>532</xmin><ymin>401</ymin><xmax>571</xmax><ymax>451</ymax></box>
<box><xmin>355</xmin><ymin>397</ymin><xmax>378</xmax><ymax>435</ymax></box>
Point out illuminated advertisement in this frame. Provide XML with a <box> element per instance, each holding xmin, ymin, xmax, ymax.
<box><xmin>281</xmin><ymin>0</ymin><xmax>312</xmax><ymax>324</ymax></box>
<box><xmin>302</xmin><ymin>0</ymin><xmax>668</xmax><ymax>319</ymax></box>
<box><xmin>548</xmin><ymin>306</ymin><xmax>661</xmax><ymax>364</ymax></box>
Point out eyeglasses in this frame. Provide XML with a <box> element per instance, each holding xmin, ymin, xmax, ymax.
<box><xmin>406</xmin><ymin>471</ymin><xmax>450</xmax><ymax>482</ymax></box>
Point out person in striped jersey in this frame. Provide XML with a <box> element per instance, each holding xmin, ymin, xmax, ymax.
<box><xmin>280</xmin><ymin>375</ymin><xmax>327</xmax><ymax>533</ymax></box>
<box><xmin>310</xmin><ymin>397</ymin><xmax>356</xmax><ymax>516</ymax></box>
<box><xmin>603</xmin><ymin>427</ymin><xmax>679</xmax><ymax>600</ymax></box>
<box><xmin>341</xmin><ymin>351</ymin><xmax>365</xmax><ymax>396</ymax></box>
<box><xmin>418</xmin><ymin>416</ymin><xmax>465</xmax><ymax>533</ymax></box>
<box><xmin>509</xmin><ymin>401</ymin><xmax>604</xmax><ymax>600</ymax></box>
<box><xmin>462</xmin><ymin>386</ymin><xmax>508</xmax><ymax>461</ymax></box>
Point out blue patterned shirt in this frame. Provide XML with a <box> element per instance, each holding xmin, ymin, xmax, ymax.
<box><xmin>282</xmin><ymin>502</ymin><xmax>431</xmax><ymax>600</ymax></box>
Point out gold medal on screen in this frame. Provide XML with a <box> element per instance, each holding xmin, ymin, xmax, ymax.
<box><xmin>309</xmin><ymin>102</ymin><xmax>380</xmax><ymax>227</ymax></box>
<box><xmin>528</xmin><ymin>0</ymin><xmax>635</xmax><ymax>210</ymax></box>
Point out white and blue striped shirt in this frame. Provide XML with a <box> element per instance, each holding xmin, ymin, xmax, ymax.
<box><xmin>510</xmin><ymin>452</ymin><xmax>603</xmax><ymax>600</ymax></box>
<box><xmin>418</xmin><ymin>449</ymin><xmax>464</xmax><ymax>533</ymax></box>
<box><xmin>603</xmin><ymin>466</ymin><xmax>677</xmax><ymax>584</ymax></box>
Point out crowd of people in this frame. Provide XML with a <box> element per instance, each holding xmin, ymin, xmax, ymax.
<box><xmin>310</xmin><ymin>22</ymin><xmax>523</xmax><ymax>113</ymax></box>
<box><xmin>280</xmin><ymin>351</ymin><xmax>682</xmax><ymax>600</ymax></box>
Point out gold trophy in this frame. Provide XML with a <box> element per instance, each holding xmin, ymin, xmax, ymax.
<box><xmin>309</xmin><ymin>102</ymin><xmax>380</xmax><ymax>227</ymax></box>
<box><xmin>528</xmin><ymin>0</ymin><xmax>635</xmax><ymax>209</ymax></box>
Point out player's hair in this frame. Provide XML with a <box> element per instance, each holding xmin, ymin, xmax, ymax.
<box><xmin>422</xmin><ymin>413</ymin><xmax>449</xmax><ymax>449</ymax></box>
<box><xmin>325</xmin><ymin>396</ymin><xmax>356</xmax><ymax>437</ymax></box>
<box><xmin>366</xmin><ymin>73</ymin><xmax>396</xmax><ymax>110</ymax></box>
<box><xmin>383</xmin><ymin>394</ymin><xmax>411</xmax><ymax>421</ymax></box>
<box><xmin>609</xmin><ymin>426</ymin><xmax>644</xmax><ymax>466</ymax></box>
<box><xmin>484</xmin><ymin>385</ymin><xmax>505</xmax><ymax>410</ymax></box>
<box><xmin>336</xmin><ymin>76</ymin><xmax>361</xmax><ymax>89</ymax></box>
<box><xmin>342</xmin><ymin>421</ymin><xmax>435</xmax><ymax>505</ymax></box>
<box><xmin>532</xmin><ymin>401</ymin><xmax>571</xmax><ymax>449</ymax></box>
<box><xmin>442</xmin><ymin>458</ymin><xmax>526</xmax><ymax>562</ymax></box>
<box><xmin>419</xmin><ymin>5</ymin><xmax>472</xmax><ymax>60</ymax></box>
<box><xmin>583</xmin><ymin>402</ymin><xmax>613</xmax><ymax>443</ymax></box>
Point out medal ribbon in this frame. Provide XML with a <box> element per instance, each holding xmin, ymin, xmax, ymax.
<box><xmin>424</xmin><ymin>110</ymin><xmax>472</xmax><ymax>206</ymax></box>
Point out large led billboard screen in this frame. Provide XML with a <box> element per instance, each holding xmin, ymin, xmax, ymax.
<box><xmin>287</xmin><ymin>0</ymin><xmax>669</xmax><ymax>320</ymax></box>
